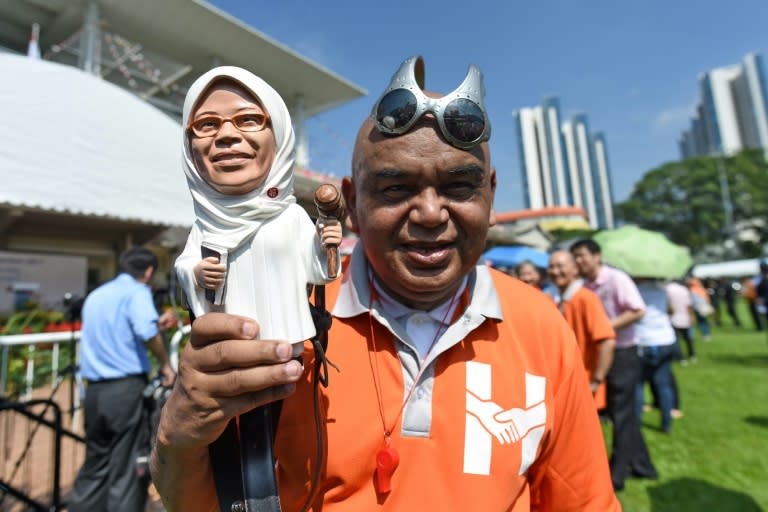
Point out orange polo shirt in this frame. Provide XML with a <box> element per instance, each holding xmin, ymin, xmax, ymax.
<box><xmin>559</xmin><ymin>285</ymin><xmax>616</xmax><ymax>409</ymax></box>
<box><xmin>273</xmin><ymin>252</ymin><xmax>620</xmax><ymax>511</ymax></box>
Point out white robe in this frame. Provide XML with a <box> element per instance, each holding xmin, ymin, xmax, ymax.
<box><xmin>176</xmin><ymin>203</ymin><xmax>336</xmax><ymax>343</ymax></box>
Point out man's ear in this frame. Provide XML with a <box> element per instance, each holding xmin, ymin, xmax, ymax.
<box><xmin>342</xmin><ymin>176</ymin><xmax>359</xmax><ymax>233</ymax></box>
<box><xmin>488</xmin><ymin>167</ymin><xmax>497</xmax><ymax>227</ymax></box>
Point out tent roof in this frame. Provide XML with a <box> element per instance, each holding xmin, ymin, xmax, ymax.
<box><xmin>0</xmin><ymin>0</ymin><xmax>366</xmax><ymax>117</ymax></box>
<box><xmin>0</xmin><ymin>53</ymin><xmax>194</xmax><ymax>227</ymax></box>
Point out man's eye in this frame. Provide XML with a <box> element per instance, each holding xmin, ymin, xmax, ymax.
<box><xmin>443</xmin><ymin>182</ymin><xmax>476</xmax><ymax>199</ymax></box>
<box><xmin>380</xmin><ymin>184</ymin><xmax>411</xmax><ymax>200</ymax></box>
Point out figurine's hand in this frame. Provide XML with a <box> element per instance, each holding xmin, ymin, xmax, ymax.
<box><xmin>317</xmin><ymin>218</ymin><xmax>343</xmax><ymax>248</ymax></box>
<box><xmin>156</xmin><ymin>313</ymin><xmax>302</xmax><ymax>451</ymax></box>
<box><xmin>193</xmin><ymin>257</ymin><xmax>226</xmax><ymax>289</ymax></box>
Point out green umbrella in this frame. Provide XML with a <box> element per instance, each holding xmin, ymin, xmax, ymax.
<box><xmin>592</xmin><ymin>226</ymin><xmax>693</xmax><ymax>279</ymax></box>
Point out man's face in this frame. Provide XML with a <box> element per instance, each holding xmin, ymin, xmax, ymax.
<box><xmin>189</xmin><ymin>81</ymin><xmax>276</xmax><ymax>195</ymax></box>
<box><xmin>343</xmin><ymin>120</ymin><xmax>496</xmax><ymax>310</ymax></box>
<box><xmin>571</xmin><ymin>246</ymin><xmax>601</xmax><ymax>279</ymax></box>
<box><xmin>547</xmin><ymin>251</ymin><xmax>579</xmax><ymax>291</ymax></box>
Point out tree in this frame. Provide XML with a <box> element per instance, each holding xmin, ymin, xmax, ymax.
<box><xmin>617</xmin><ymin>149</ymin><xmax>768</xmax><ymax>256</ymax></box>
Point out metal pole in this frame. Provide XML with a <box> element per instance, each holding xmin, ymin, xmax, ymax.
<box><xmin>1</xmin><ymin>346</ymin><xmax>8</xmax><ymax>396</ymax></box>
<box><xmin>78</xmin><ymin>2</ymin><xmax>101</xmax><ymax>75</ymax></box>
<box><xmin>294</xmin><ymin>94</ymin><xmax>309</xmax><ymax>169</ymax></box>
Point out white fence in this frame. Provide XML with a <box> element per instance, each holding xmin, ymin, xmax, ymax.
<box><xmin>0</xmin><ymin>325</ymin><xmax>189</xmax><ymax>398</ymax></box>
<box><xmin>0</xmin><ymin>331</ymin><xmax>81</xmax><ymax>399</ymax></box>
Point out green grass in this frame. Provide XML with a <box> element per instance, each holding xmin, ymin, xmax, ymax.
<box><xmin>608</xmin><ymin>311</ymin><xmax>768</xmax><ymax>511</ymax></box>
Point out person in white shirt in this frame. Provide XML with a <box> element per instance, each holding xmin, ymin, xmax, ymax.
<box><xmin>635</xmin><ymin>279</ymin><xmax>680</xmax><ymax>433</ymax></box>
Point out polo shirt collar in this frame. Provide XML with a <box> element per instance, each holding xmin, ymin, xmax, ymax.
<box><xmin>332</xmin><ymin>242</ymin><xmax>503</xmax><ymax>323</ymax></box>
<box><xmin>559</xmin><ymin>278</ymin><xmax>583</xmax><ymax>304</ymax></box>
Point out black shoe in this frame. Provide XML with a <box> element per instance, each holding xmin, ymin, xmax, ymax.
<box><xmin>613</xmin><ymin>480</ymin><xmax>625</xmax><ymax>492</ymax></box>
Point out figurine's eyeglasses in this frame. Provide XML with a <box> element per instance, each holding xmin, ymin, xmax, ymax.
<box><xmin>371</xmin><ymin>56</ymin><xmax>491</xmax><ymax>150</ymax></box>
<box><xmin>188</xmin><ymin>112</ymin><xmax>270</xmax><ymax>138</ymax></box>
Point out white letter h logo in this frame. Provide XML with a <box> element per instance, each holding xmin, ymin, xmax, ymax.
<box><xmin>463</xmin><ymin>362</ymin><xmax>546</xmax><ymax>476</ymax></box>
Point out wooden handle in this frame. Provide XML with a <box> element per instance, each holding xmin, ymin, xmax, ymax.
<box><xmin>314</xmin><ymin>184</ymin><xmax>345</xmax><ymax>279</ymax></box>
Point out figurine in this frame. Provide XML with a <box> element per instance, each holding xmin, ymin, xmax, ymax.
<box><xmin>175</xmin><ymin>66</ymin><xmax>342</xmax><ymax>354</ymax></box>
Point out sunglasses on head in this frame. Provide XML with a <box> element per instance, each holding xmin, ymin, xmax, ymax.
<box><xmin>371</xmin><ymin>56</ymin><xmax>491</xmax><ymax>150</ymax></box>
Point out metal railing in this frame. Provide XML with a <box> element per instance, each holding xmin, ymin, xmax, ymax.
<box><xmin>0</xmin><ymin>330</ymin><xmax>81</xmax><ymax>401</ymax></box>
<box><xmin>0</xmin><ymin>398</ymin><xmax>85</xmax><ymax>511</ymax></box>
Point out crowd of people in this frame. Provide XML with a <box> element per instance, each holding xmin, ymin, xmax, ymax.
<box><xmin>68</xmin><ymin>53</ymin><xmax>768</xmax><ymax>512</ymax></box>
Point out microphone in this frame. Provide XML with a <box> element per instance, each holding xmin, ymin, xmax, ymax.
<box><xmin>314</xmin><ymin>184</ymin><xmax>345</xmax><ymax>279</ymax></box>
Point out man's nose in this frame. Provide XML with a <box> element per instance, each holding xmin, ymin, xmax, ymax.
<box><xmin>409</xmin><ymin>189</ymin><xmax>449</xmax><ymax>227</ymax></box>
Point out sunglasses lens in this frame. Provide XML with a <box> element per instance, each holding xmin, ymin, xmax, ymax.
<box><xmin>443</xmin><ymin>98</ymin><xmax>486</xmax><ymax>143</ymax></box>
<box><xmin>375</xmin><ymin>89</ymin><xmax>418</xmax><ymax>132</ymax></box>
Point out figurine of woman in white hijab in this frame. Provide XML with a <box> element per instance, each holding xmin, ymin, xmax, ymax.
<box><xmin>175</xmin><ymin>66</ymin><xmax>342</xmax><ymax>356</ymax></box>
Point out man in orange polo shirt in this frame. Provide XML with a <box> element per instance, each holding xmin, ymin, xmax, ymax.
<box><xmin>548</xmin><ymin>250</ymin><xmax>616</xmax><ymax>409</ymax></box>
<box><xmin>152</xmin><ymin>56</ymin><xmax>620</xmax><ymax>511</ymax></box>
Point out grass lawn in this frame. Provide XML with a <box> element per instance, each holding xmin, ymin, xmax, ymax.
<box><xmin>607</xmin><ymin>312</ymin><xmax>768</xmax><ymax>511</ymax></box>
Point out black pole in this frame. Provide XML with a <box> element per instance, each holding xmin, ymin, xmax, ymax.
<box><xmin>238</xmin><ymin>403</ymin><xmax>282</xmax><ymax>511</ymax></box>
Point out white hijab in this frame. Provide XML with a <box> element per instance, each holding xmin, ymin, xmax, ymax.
<box><xmin>181</xmin><ymin>66</ymin><xmax>296</xmax><ymax>251</ymax></box>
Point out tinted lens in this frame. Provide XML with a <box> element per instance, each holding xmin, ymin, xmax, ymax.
<box><xmin>443</xmin><ymin>98</ymin><xmax>485</xmax><ymax>143</ymax></box>
<box><xmin>375</xmin><ymin>89</ymin><xmax>418</xmax><ymax>132</ymax></box>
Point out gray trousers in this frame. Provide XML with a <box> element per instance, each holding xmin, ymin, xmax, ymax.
<box><xmin>70</xmin><ymin>375</ymin><xmax>148</xmax><ymax>512</ymax></box>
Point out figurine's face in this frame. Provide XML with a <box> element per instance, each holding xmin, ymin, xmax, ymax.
<box><xmin>189</xmin><ymin>80</ymin><xmax>276</xmax><ymax>195</ymax></box>
<box><xmin>344</xmin><ymin>118</ymin><xmax>496</xmax><ymax>311</ymax></box>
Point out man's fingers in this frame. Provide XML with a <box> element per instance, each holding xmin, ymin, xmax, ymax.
<box><xmin>189</xmin><ymin>313</ymin><xmax>259</xmax><ymax>348</ymax></box>
<box><xmin>188</xmin><ymin>339</ymin><xmax>295</xmax><ymax>371</ymax></box>
<box><xmin>223</xmin><ymin>384</ymin><xmax>298</xmax><ymax>417</ymax></box>
<box><xmin>206</xmin><ymin>360</ymin><xmax>303</xmax><ymax>397</ymax></box>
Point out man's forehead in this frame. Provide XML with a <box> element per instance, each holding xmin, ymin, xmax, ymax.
<box><xmin>354</xmin><ymin>118</ymin><xmax>489</xmax><ymax>176</ymax></box>
<box><xmin>551</xmin><ymin>251</ymin><xmax>575</xmax><ymax>264</ymax></box>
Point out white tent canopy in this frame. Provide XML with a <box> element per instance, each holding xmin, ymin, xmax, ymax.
<box><xmin>692</xmin><ymin>259</ymin><xmax>760</xmax><ymax>279</ymax></box>
<box><xmin>0</xmin><ymin>53</ymin><xmax>193</xmax><ymax>227</ymax></box>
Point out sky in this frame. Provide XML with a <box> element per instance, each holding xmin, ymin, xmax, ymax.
<box><xmin>209</xmin><ymin>0</ymin><xmax>768</xmax><ymax>213</ymax></box>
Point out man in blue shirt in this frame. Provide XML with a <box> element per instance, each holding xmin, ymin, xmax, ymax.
<box><xmin>70</xmin><ymin>247</ymin><xmax>176</xmax><ymax>512</ymax></box>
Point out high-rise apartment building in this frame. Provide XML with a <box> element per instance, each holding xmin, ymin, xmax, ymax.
<box><xmin>515</xmin><ymin>97</ymin><xmax>615</xmax><ymax>229</ymax></box>
<box><xmin>679</xmin><ymin>52</ymin><xmax>768</xmax><ymax>158</ymax></box>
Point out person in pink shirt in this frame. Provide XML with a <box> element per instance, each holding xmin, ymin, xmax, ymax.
<box><xmin>571</xmin><ymin>239</ymin><xmax>657</xmax><ymax>491</ymax></box>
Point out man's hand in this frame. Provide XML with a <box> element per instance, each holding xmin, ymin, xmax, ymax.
<box><xmin>155</xmin><ymin>313</ymin><xmax>303</xmax><ymax>451</ymax></box>
<box><xmin>160</xmin><ymin>363</ymin><xmax>176</xmax><ymax>388</ymax></box>
<box><xmin>193</xmin><ymin>257</ymin><xmax>226</xmax><ymax>289</ymax></box>
<box><xmin>158</xmin><ymin>310</ymin><xmax>177</xmax><ymax>331</ymax></box>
